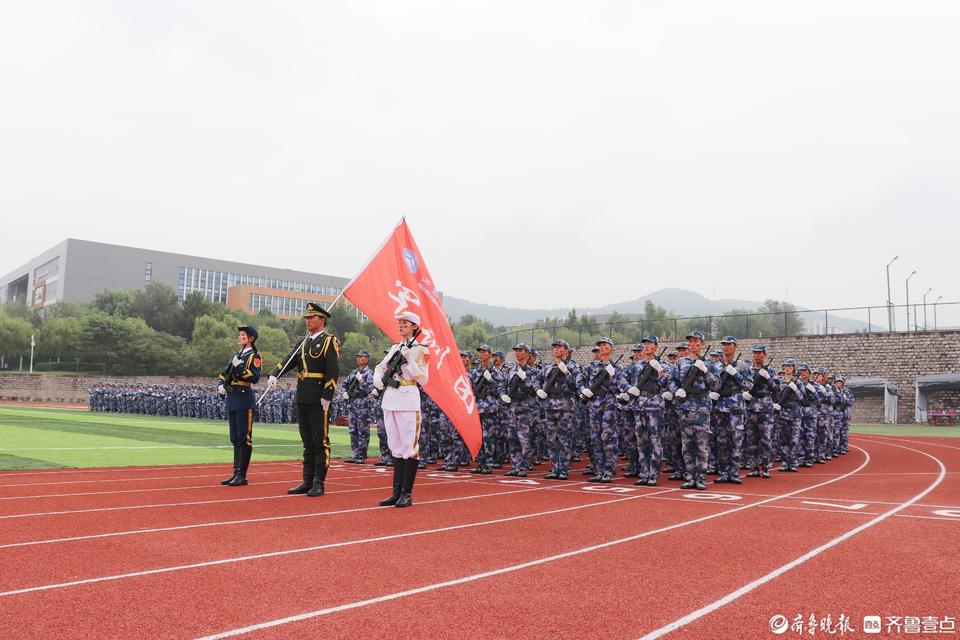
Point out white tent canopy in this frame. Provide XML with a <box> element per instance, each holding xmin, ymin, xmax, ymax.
<box><xmin>915</xmin><ymin>373</ymin><xmax>960</xmax><ymax>423</ymax></box>
<box><xmin>846</xmin><ymin>377</ymin><xmax>900</xmax><ymax>424</ymax></box>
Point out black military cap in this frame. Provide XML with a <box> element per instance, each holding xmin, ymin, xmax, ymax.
<box><xmin>303</xmin><ymin>302</ymin><xmax>331</xmax><ymax>319</ymax></box>
<box><xmin>237</xmin><ymin>325</ymin><xmax>258</xmax><ymax>340</ymax></box>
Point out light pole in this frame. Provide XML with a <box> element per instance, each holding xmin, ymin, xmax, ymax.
<box><xmin>29</xmin><ymin>334</ymin><xmax>35</xmax><ymax>374</ymax></box>
<box><xmin>886</xmin><ymin>255</ymin><xmax>898</xmax><ymax>331</ymax></box>
<box><xmin>922</xmin><ymin>288</ymin><xmax>933</xmax><ymax>330</ymax></box>
<box><xmin>934</xmin><ymin>295</ymin><xmax>943</xmax><ymax>330</ymax></box>
<box><xmin>905</xmin><ymin>271</ymin><xmax>917</xmax><ymax>332</ymax></box>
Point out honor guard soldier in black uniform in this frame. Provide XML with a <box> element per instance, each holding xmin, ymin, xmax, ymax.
<box><xmin>218</xmin><ymin>326</ymin><xmax>262</xmax><ymax>486</ymax></box>
<box><xmin>266</xmin><ymin>303</ymin><xmax>340</xmax><ymax>497</ymax></box>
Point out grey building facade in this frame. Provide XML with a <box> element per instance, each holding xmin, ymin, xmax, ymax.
<box><xmin>0</xmin><ymin>239</ymin><xmax>350</xmax><ymax>318</ymax></box>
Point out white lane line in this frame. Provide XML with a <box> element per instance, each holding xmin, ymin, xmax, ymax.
<box><xmin>636</xmin><ymin>440</ymin><xmax>947</xmax><ymax>640</ymax></box>
<box><xmin>0</xmin><ymin>470</ymin><xmax>296</xmax><ymax>488</ymax></box>
<box><xmin>0</xmin><ymin>487</ymin><xmax>680</xmax><ymax>599</ymax></box>
<box><xmin>0</xmin><ymin>445</ymin><xmax>303</xmax><ymax>451</ymax></box>
<box><xmin>856</xmin><ymin>434</ymin><xmax>960</xmax><ymax>451</ymax></box>
<box><xmin>192</xmin><ymin>446</ymin><xmax>873</xmax><ymax>640</ymax></box>
<box><xmin>0</xmin><ymin>479</ymin><xmax>301</xmax><ymax>502</ymax></box>
<box><xmin>0</xmin><ymin>461</ymin><xmax>299</xmax><ymax>478</ymax></box>
<box><xmin>0</xmin><ymin>480</ymin><xmax>442</xmax><ymax>520</ymax></box>
<box><xmin>0</xmin><ymin>480</ymin><xmax>574</xmax><ymax>550</ymax></box>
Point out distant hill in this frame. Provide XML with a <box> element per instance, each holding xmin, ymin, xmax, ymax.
<box><xmin>443</xmin><ymin>287</ymin><xmax>869</xmax><ymax>333</ymax></box>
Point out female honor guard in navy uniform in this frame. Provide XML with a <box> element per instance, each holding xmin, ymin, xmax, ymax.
<box><xmin>373</xmin><ymin>311</ymin><xmax>429</xmax><ymax>508</ymax></box>
<box><xmin>218</xmin><ymin>326</ymin><xmax>262</xmax><ymax>486</ymax></box>
<box><xmin>266</xmin><ymin>303</ymin><xmax>340</xmax><ymax>497</ymax></box>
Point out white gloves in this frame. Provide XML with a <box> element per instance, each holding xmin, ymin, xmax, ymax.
<box><xmin>321</xmin><ymin>399</ymin><xmax>330</xmax><ymax>412</ymax></box>
<box><xmin>604</xmin><ymin>364</ymin><xmax>616</xmax><ymax>377</ymax></box>
<box><xmin>373</xmin><ymin>377</ymin><xmax>385</xmax><ymax>390</ymax></box>
<box><xmin>675</xmin><ymin>389</ymin><xmax>687</xmax><ymax>399</ymax></box>
<box><xmin>805</xmin><ymin>383</ymin><xmax>815</xmax><ymax>393</ymax></box>
<box><xmin>742</xmin><ymin>391</ymin><xmax>753</xmax><ymax>401</ymax></box>
<box><xmin>355</xmin><ymin>372</ymin><xmax>364</xmax><ymax>381</ymax></box>
<box><xmin>694</xmin><ymin>360</ymin><xmax>708</xmax><ymax>373</ymax></box>
<box><xmin>759</xmin><ymin>369</ymin><xmax>771</xmax><ymax>380</ymax></box>
<box><xmin>628</xmin><ymin>386</ymin><xmax>641</xmax><ymax>397</ymax></box>
<box><xmin>789</xmin><ymin>382</ymin><xmax>798</xmax><ymax>392</ymax></box>
<box><xmin>341</xmin><ymin>391</ymin><xmax>350</xmax><ymax>401</ymax></box>
<box><xmin>536</xmin><ymin>389</ymin><xmax>548</xmax><ymax>400</ymax></box>
<box><xmin>618</xmin><ymin>393</ymin><xmax>630</xmax><ymax>402</ymax></box>
<box><xmin>217</xmin><ymin>384</ymin><xmax>227</xmax><ymax>396</ymax></box>
<box><xmin>725</xmin><ymin>364</ymin><xmax>738</xmax><ymax>376</ymax></box>
<box><xmin>516</xmin><ymin>368</ymin><xmax>527</xmax><ymax>380</ymax></box>
<box><xmin>231</xmin><ymin>356</ymin><xmax>243</xmax><ymax>367</ymax></box>
<box><xmin>661</xmin><ymin>391</ymin><xmax>674</xmax><ymax>401</ymax></box>
<box><xmin>371</xmin><ymin>388</ymin><xmax>380</xmax><ymax>397</ymax></box>
<box><xmin>650</xmin><ymin>360</ymin><xmax>663</xmax><ymax>372</ymax></box>
<box><xmin>709</xmin><ymin>392</ymin><xmax>720</xmax><ymax>401</ymax></box>
<box><xmin>557</xmin><ymin>361</ymin><xmax>569</xmax><ymax>375</ymax></box>
<box><xmin>580</xmin><ymin>387</ymin><xmax>594</xmax><ymax>399</ymax></box>
<box><xmin>267</xmin><ymin>375</ymin><xmax>278</xmax><ymax>389</ymax></box>
<box><xmin>483</xmin><ymin>370</ymin><xmax>493</xmax><ymax>382</ymax></box>
<box><xmin>500</xmin><ymin>394</ymin><xmax>512</xmax><ymax>404</ymax></box>
<box><xmin>773</xmin><ymin>403</ymin><xmax>782</xmax><ymax>411</ymax></box>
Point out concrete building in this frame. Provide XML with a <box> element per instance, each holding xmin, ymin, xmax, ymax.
<box><xmin>0</xmin><ymin>239</ymin><xmax>351</xmax><ymax>319</ymax></box>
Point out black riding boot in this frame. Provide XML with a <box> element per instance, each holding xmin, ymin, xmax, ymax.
<box><xmin>221</xmin><ymin>446</ymin><xmax>240</xmax><ymax>485</ymax></box>
<box><xmin>395</xmin><ymin>458</ymin><xmax>419</xmax><ymax>508</ymax></box>
<box><xmin>287</xmin><ymin>463</ymin><xmax>313</xmax><ymax>494</ymax></box>
<box><xmin>229</xmin><ymin>446</ymin><xmax>251</xmax><ymax>486</ymax></box>
<box><xmin>379</xmin><ymin>459</ymin><xmax>404</xmax><ymax>506</ymax></box>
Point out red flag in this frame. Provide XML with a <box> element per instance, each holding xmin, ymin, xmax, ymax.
<box><xmin>343</xmin><ymin>219</ymin><xmax>482</xmax><ymax>457</ymax></box>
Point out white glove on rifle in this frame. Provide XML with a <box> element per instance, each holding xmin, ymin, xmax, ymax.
<box><xmin>516</xmin><ymin>368</ymin><xmax>526</xmax><ymax>380</ymax></box>
<box><xmin>355</xmin><ymin>372</ymin><xmax>364</xmax><ymax>381</ymax></box>
<box><xmin>661</xmin><ymin>391</ymin><xmax>673</xmax><ymax>401</ymax></box>
<box><xmin>483</xmin><ymin>370</ymin><xmax>493</xmax><ymax>382</ymax></box>
<box><xmin>231</xmin><ymin>356</ymin><xmax>243</xmax><ymax>367</ymax></box>
<box><xmin>500</xmin><ymin>394</ymin><xmax>512</xmax><ymax>404</ymax></box>
<box><xmin>789</xmin><ymin>382</ymin><xmax>798</xmax><ymax>392</ymax></box>
<box><xmin>341</xmin><ymin>391</ymin><xmax>350</xmax><ymax>401</ymax></box>
<box><xmin>557</xmin><ymin>361</ymin><xmax>569</xmax><ymax>375</ymax></box>
<box><xmin>628</xmin><ymin>386</ymin><xmax>641</xmax><ymax>397</ymax></box>
<box><xmin>742</xmin><ymin>391</ymin><xmax>753</xmax><ymax>401</ymax></box>
<box><xmin>371</xmin><ymin>388</ymin><xmax>380</xmax><ymax>398</ymax></box>
<box><xmin>217</xmin><ymin>384</ymin><xmax>227</xmax><ymax>396</ymax></box>
<box><xmin>805</xmin><ymin>383</ymin><xmax>815</xmax><ymax>393</ymax></box>
<box><xmin>694</xmin><ymin>360</ymin><xmax>707</xmax><ymax>373</ymax></box>
<box><xmin>618</xmin><ymin>392</ymin><xmax>630</xmax><ymax>402</ymax></box>
<box><xmin>725</xmin><ymin>364</ymin><xmax>738</xmax><ymax>376</ymax></box>
<box><xmin>373</xmin><ymin>377</ymin><xmax>385</xmax><ymax>390</ymax></box>
<box><xmin>536</xmin><ymin>389</ymin><xmax>548</xmax><ymax>400</ymax></box>
<box><xmin>758</xmin><ymin>369</ymin><xmax>771</xmax><ymax>380</ymax></box>
<box><xmin>675</xmin><ymin>388</ymin><xmax>687</xmax><ymax>399</ymax></box>
<box><xmin>604</xmin><ymin>364</ymin><xmax>616</xmax><ymax>377</ymax></box>
<box><xmin>773</xmin><ymin>403</ymin><xmax>782</xmax><ymax>411</ymax></box>
<box><xmin>267</xmin><ymin>375</ymin><xmax>278</xmax><ymax>389</ymax></box>
<box><xmin>709</xmin><ymin>392</ymin><xmax>720</xmax><ymax>401</ymax></box>
<box><xmin>580</xmin><ymin>387</ymin><xmax>594</xmax><ymax>399</ymax></box>
<box><xmin>650</xmin><ymin>360</ymin><xmax>663</xmax><ymax>372</ymax></box>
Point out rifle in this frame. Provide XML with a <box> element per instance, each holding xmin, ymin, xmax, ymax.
<box><xmin>750</xmin><ymin>355</ymin><xmax>773</xmax><ymax>397</ymax></box>
<box><xmin>220</xmin><ymin>349</ymin><xmax>243</xmax><ymax>393</ymax></box>
<box><xmin>774</xmin><ymin>375</ymin><xmax>800</xmax><ymax>408</ymax></box>
<box><xmin>679</xmin><ymin>344</ymin><xmax>712</xmax><ymax>395</ymax></box>
<box><xmin>506</xmin><ymin>364</ymin><xmax>526</xmax><ymax>399</ymax></box>
<box><xmin>717</xmin><ymin>351</ymin><xmax>742</xmax><ymax>396</ymax></box>
<box><xmin>580</xmin><ymin>354</ymin><xmax>625</xmax><ymax>402</ymax></box>
<box><xmin>381</xmin><ymin>329</ymin><xmax>422</xmax><ymax>389</ymax></box>
<box><xmin>541</xmin><ymin>360</ymin><xmax>567</xmax><ymax>395</ymax></box>
<box><xmin>343</xmin><ymin>368</ymin><xmax>364</xmax><ymax>399</ymax></box>
<box><xmin>618</xmin><ymin>347</ymin><xmax>668</xmax><ymax>406</ymax></box>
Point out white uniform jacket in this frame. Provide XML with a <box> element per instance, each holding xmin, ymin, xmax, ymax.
<box><xmin>374</xmin><ymin>342</ymin><xmax>429</xmax><ymax>412</ymax></box>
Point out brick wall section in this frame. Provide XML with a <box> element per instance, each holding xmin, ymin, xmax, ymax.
<box><xmin>564</xmin><ymin>330</ymin><xmax>960</xmax><ymax>424</ymax></box>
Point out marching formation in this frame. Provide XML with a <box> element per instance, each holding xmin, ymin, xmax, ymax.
<box><xmin>89</xmin><ymin>383</ymin><xmax>299</xmax><ymax>423</ymax></box>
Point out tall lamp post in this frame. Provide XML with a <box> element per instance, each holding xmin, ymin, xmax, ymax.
<box><xmin>934</xmin><ymin>295</ymin><xmax>943</xmax><ymax>330</ymax></box>
<box><xmin>886</xmin><ymin>255</ymin><xmax>898</xmax><ymax>331</ymax></box>
<box><xmin>905</xmin><ymin>270</ymin><xmax>917</xmax><ymax>332</ymax></box>
<box><xmin>922</xmin><ymin>288</ymin><xmax>933</xmax><ymax>330</ymax></box>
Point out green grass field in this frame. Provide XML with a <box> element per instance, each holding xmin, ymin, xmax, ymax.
<box><xmin>0</xmin><ymin>405</ymin><xmax>380</xmax><ymax>470</ymax></box>
<box><xmin>0</xmin><ymin>405</ymin><xmax>956</xmax><ymax>471</ymax></box>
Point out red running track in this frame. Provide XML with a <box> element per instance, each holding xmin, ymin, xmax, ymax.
<box><xmin>0</xmin><ymin>435</ymin><xmax>956</xmax><ymax>639</ymax></box>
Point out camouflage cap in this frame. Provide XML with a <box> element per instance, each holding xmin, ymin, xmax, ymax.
<box><xmin>551</xmin><ymin>338</ymin><xmax>571</xmax><ymax>349</ymax></box>
<box><xmin>632</xmin><ymin>343</ymin><xmax>644</xmax><ymax>352</ymax></box>
<box><xmin>751</xmin><ymin>343</ymin><xmax>767</xmax><ymax>353</ymax></box>
<box><xmin>685</xmin><ymin>330</ymin><xmax>705</xmax><ymax>341</ymax></box>
<box><xmin>476</xmin><ymin>344</ymin><xmax>492</xmax><ymax>353</ymax></box>
<box><xmin>596</xmin><ymin>337</ymin><xmax>614</xmax><ymax>346</ymax></box>
<box><xmin>782</xmin><ymin>358</ymin><xmax>797</xmax><ymax>367</ymax></box>
<box><xmin>512</xmin><ymin>343</ymin><xmax>530</xmax><ymax>352</ymax></box>
<box><xmin>355</xmin><ymin>350</ymin><xmax>371</xmax><ymax>358</ymax></box>
<box><xmin>492</xmin><ymin>350</ymin><xmax>505</xmax><ymax>358</ymax></box>
<box><xmin>797</xmin><ymin>362</ymin><xmax>811</xmax><ymax>372</ymax></box>
<box><xmin>720</xmin><ymin>335</ymin><xmax>737</xmax><ymax>344</ymax></box>
<box><xmin>676</xmin><ymin>342</ymin><xmax>690</xmax><ymax>350</ymax></box>
<box><xmin>641</xmin><ymin>334</ymin><xmax>659</xmax><ymax>344</ymax></box>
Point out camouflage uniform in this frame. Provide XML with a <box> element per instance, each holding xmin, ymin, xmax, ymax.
<box><xmin>744</xmin><ymin>353</ymin><xmax>777</xmax><ymax>476</ymax></box>
<box><xmin>796</xmin><ymin>365</ymin><xmax>820</xmax><ymax>467</ymax></box>
<box><xmin>470</xmin><ymin>352</ymin><xmax>505</xmax><ymax>473</ymax></box>
<box><xmin>619</xmin><ymin>339</ymin><xmax>668</xmax><ymax>485</ymax></box>
<box><xmin>537</xmin><ymin>340</ymin><xmax>582</xmax><ymax>479</ymax></box>
<box><xmin>501</xmin><ymin>348</ymin><xmax>541</xmax><ymax>476</ymax></box>
<box><xmin>578</xmin><ymin>341</ymin><xmax>626</xmax><ymax>480</ymax></box>
<box><xmin>668</xmin><ymin>332</ymin><xmax>721</xmax><ymax>488</ymax></box>
<box><xmin>773</xmin><ymin>364</ymin><xmax>805</xmax><ymax>471</ymax></box>
<box><xmin>713</xmin><ymin>338</ymin><xmax>753</xmax><ymax>482</ymax></box>
<box><xmin>343</xmin><ymin>361</ymin><xmax>375</xmax><ymax>462</ymax></box>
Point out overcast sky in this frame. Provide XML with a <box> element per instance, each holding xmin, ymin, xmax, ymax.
<box><xmin>1</xmin><ymin>1</ymin><xmax>957</xmax><ymax>319</ymax></box>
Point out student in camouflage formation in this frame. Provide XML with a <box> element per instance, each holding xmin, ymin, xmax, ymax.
<box><xmin>618</xmin><ymin>344</ymin><xmax>645</xmax><ymax>479</ymax></box>
<box><xmin>773</xmin><ymin>358</ymin><xmax>804</xmax><ymax>472</ymax></box>
<box><xmin>536</xmin><ymin>338</ymin><xmax>582</xmax><ymax>480</ymax></box>
<box><xmin>794</xmin><ymin>363</ymin><xmax>819</xmax><ymax>467</ymax></box>
<box><xmin>743</xmin><ymin>344</ymin><xmax>776</xmax><ymax>478</ymax></box>
<box><xmin>578</xmin><ymin>337</ymin><xmax>626</xmax><ymax>483</ymax></box>
<box><xmin>619</xmin><ymin>335</ymin><xmax>669</xmax><ymax>486</ymax></box>
<box><xmin>500</xmin><ymin>343</ymin><xmax>541</xmax><ymax>477</ymax></box>
<box><xmin>527</xmin><ymin>347</ymin><xmax>549</xmax><ymax>463</ymax></box>
<box><xmin>340</xmin><ymin>350</ymin><xmax>375</xmax><ymax>464</ymax></box>
<box><xmin>662</xmin><ymin>343</ymin><xmax>685</xmax><ymax>480</ymax></box>
<box><xmin>712</xmin><ymin>336</ymin><xmax>753</xmax><ymax>484</ymax></box>
<box><xmin>470</xmin><ymin>345</ymin><xmax>504</xmax><ymax>474</ymax></box>
<box><xmin>707</xmin><ymin>346</ymin><xmax>724</xmax><ymax>474</ymax></box>
<box><xmin>668</xmin><ymin>330</ymin><xmax>720</xmax><ymax>490</ymax></box>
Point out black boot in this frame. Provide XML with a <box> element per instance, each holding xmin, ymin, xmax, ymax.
<box><xmin>229</xmin><ymin>446</ymin><xmax>252</xmax><ymax>486</ymax></box>
<box><xmin>307</xmin><ymin>477</ymin><xmax>325</xmax><ymax>497</ymax></box>
<box><xmin>288</xmin><ymin>463</ymin><xmax>313</xmax><ymax>494</ymax></box>
<box><xmin>222</xmin><ymin>446</ymin><xmax>240</xmax><ymax>485</ymax></box>
<box><xmin>395</xmin><ymin>458</ymin><xmax>418</xmax><ymax>508</ymax></box>
<box><xmin>379</xmin><ymin>461</ymin><xmax>404</xmax><ymax>506</ymax></box>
